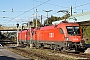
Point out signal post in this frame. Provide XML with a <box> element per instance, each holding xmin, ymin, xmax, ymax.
<box><xmin>28</xmin><ymin>21</ymin><xmax>33</xmax><ymax>48</ymax></box>
<box><xmin>16</xmin><ymin>23</ymin><xmax>19</xmax><ymax>46</ymax></box>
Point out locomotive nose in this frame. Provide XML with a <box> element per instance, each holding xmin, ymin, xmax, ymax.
<box><xmin>68</xmin><ymin>36</ymin><xmax>82</xmax><ymax>42</ymax></box>
<box><xmin>73</xmin><ymin>38</ymin><xmax>78</xmax><ymax>41</ymax></box>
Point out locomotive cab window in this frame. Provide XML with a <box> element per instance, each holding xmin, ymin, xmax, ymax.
<box><xmin>59</xmin><ymin>28</ymin><xmax>64</xmax><ymax>34</ymax></box>
<box><xmin>66</xmin><ymin>26</ymin><xmax>80</xmax><ymax>35</ymax></box>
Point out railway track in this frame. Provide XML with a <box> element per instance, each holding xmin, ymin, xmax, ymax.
<box><xmin>1</xmin><ymin>39</ymin><xmax>90</xmax><ymax>60</ymax></box>
<box><xmin>6</xmin><ymin>46</ymin><xmax>90</xmax><ymax>60</ymax></box>
<box><xmin>7</xmin><ymin>47</ymin><xmax>63</xmax><ymax>60</ymax></box>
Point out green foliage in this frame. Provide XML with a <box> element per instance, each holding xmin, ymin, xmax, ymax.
<box><xmin>44</xmin><ymin>15</ymin><xmax>61</xmax><ymax>25</ymax></box>
<box><xmin>0</xmin><ymin>24</ymin><xmax>2</xmax><ymax>27</ymax></box>
<box><xmin>82</xmin><ymin>26</ymin><xmax>90</xmax><ymax>44</ymax></box>
<box><xmin>44</xmin><ymin>14</ymin><xmax>70</xmax><ymax>25</ymax></box>
<box><xmin>60</xmin><ymin>14</ymin><xmax>70</xmax><ymax>20</ymax></box>
<box><xmin>33</xmin><ymin>18</ymin><xmax>41</xmax><ymax>27</ymax></box>
<box><xmin>31</xmin><ymin>14</ymin><xmax>70</xmax><ymax>26</ymax></box>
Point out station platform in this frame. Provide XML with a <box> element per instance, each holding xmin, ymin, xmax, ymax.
<box><xmin>0</xmin><ymin>46</ymin><xmax>30</xmax><ymax>60</ymax></box>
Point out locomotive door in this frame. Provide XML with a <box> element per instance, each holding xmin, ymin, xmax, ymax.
<box><xmin>26</xmin><ymin>30</ymin><xmax>28</xmax><ymax>42</ymax></box>
<box><xmin>59</xmin><ymin>28</ymin><xmax>65</xmax><ymax>41</ymax></box>
<box><xmin>35</xmin><ymin>31</ymin><xmax>37</xmax><ymax>40</ymax></box>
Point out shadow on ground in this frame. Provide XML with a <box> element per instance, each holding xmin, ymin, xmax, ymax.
<box><xmin>0</xmin><ymin>56</ymin><xmax>31</xmax><ymax>60</ymax></box>
<box><xmin>0</xmin><ymin>56</ymin><xmax>16</xmax><ymax>60</ymax></box>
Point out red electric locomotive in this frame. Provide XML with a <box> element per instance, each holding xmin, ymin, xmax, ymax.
<box><xmin>18</xmin><ymin>21</ymin><xmax>86</xmax><ymax>52</ymax></box>
<box><xmin>18</xmin><ymin>28</ymin><xmax>34</xmax><ymax>44</ymax></box>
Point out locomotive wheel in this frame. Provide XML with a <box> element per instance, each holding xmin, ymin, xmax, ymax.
<box><xmin>60</xmin><ymin>47</ymin><xmax>66</xmax><ymax>52</ymax></box>
<box><xmin>53</xmin><ymin>46</ymin><xmax>58</xmax><ymax>50</ymax></box>
<box><xmin>50</xmin><ymin>45</ymin><xmax>58</xmax><ymax>50</ymax></box>
<box><xmin>36</xmin><ymin>44</ymin><xmax>41</xmax><ymax>49</ymax></box>
<box><xmin>50</xmin><ymin>45</ymin><xmax>54</xmax><ymax>50</ymax></box>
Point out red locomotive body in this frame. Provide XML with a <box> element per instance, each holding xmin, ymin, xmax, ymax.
<box><xmin>18</xmin><ymin>30</ymin><xmax>27</xmax><ymax>43</ymax></box>
<box><xmin>18</xmin><ymin>21</ymin><xmax>86</xmax><ymax>52</ymax></box>
<box><xmin>18</xmin><ymin>28</ymin><xmax>34</xmax><ymax>44</ymax></box>
<box><xmin>33</xmin><ymin>23</ymin><xmax>82</xmax><ymax>42</ymax></box>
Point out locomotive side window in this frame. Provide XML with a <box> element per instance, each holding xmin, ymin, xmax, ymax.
<box><xmin>66</xmin><ymin>26</ymin><xmax>80</xmax><ymax>35</ymax></box>
<box><xmin>60</xmin><ymin>28</ymin><xmax>64</xmax><ymax>34</ymax></box>
<box><xmin>32</xmin><ymin>31</ymin><xmax>34</xmax><ymax>35</ymax></box>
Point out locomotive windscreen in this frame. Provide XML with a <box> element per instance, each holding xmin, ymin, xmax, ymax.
<box><xmin>66</xmin><ymin>26</ymin><xmax>80</xmax><ymax>35</ymax></box>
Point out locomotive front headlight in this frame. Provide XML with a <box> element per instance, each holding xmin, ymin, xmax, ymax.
<box><xmin>66</xmin><ymin>37</ymin><xmax>69</xmax><ymax>41</ymax></box>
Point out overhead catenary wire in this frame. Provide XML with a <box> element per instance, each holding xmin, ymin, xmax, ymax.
<box><xmin>34</xmin><ymin>0</ymin><xmax>90</xmax><ymax>15</ymax></box>
<box><xmin>34</xmin><ymin>0</ymin><xmax>69</xmax><ymax>8</ymax></box>
<box><xmin>7</xmin><ymin>0</ymin><xmax>50</xmax><ymax>23</ymax></box>
<box><xmin>73</xmin><ymin>2</ymin><xmax>90</xmax><ymax>9</ymax></box>
<box><xmin>65</xmin><ymin>2</ymin><xmax>90</xmax><ymax>11</ymax></box>
<box><xmin>6</xmin><ymin>0</ymin><xmax>90</xmax><ymax>25</ymax></box>
<box><xmin>34</xmin><ymin>0</ymin><xmax>90</xmax><ymax>17</ymax></box>
<box><xmin>52</xmin><ymin>2</ymin><xmax>90</xmax><ymax>16</ymax></box>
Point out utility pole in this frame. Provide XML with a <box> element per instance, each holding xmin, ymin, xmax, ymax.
<box><xmin>32</xmin><ymin>14</ymin><xmax>34</xmax><ymax>27</ymax></box>
<box><xmin>36</xmin><ymin>9</ymin><xmax>38</xmax><ymax>28</ymax></box>
<box><xmin>41</xmin><ymin>15</ymin><xmax>42</xmax><ymax>25</ymax></box>
<box><xmin>70</xmin><ymin>6</ymin><xmax>72</xmax><ymax>16</ymax></box>
<box><xmin>43</xmin><ymin>10</ymin><xmax>52</xmax><ymax>25</ymax></box>
<box><xmin>82</xmin><ymin>10</ymin><xmax>83</xmax><ymax>13</ymax></box>
<box><xmin>16</xmin><ymin>23</ymin><xmax>19</xmax><ymax>46</ymax></box>
<box><xmin>28</xmin><ymin>21</ymin><xmax>33</xmax><ymax>48</ymax></box>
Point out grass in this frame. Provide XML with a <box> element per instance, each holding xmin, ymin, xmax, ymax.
<box><xmin>82</xmin><ymin>26</ymin><xmax>90</xmax><ymax>44</ymax></box>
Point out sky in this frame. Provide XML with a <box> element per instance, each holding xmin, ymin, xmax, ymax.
<box><xmin>0</xmin><ymin>0</ymin><xmax>90</xmax><ymax>27</ymax></box>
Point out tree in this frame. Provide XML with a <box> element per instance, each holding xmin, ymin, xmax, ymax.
<box><xmin>44</xmin><ymin>14</ymin><xmax>70</xmax><ymax>25</ymax></box>
<box><xmin>0</xmin><ymin>24</ymin><xmax>2</xmax><ymax>27</ymax></box>
<box><xmin>44</xmin><ymin>15</ymin><xmax>61</xmax><ymax>25</ymax></box>
<box><xmin>44</xmin><ymin>16</ymin><xmax>53</xmax><ymax>25</ymax></box>
<box><xmin>33</xmin><ymin>18</ymin><xmax>41</xmax><ymax>27</ymax></box>
<box><xmin>60</xmin><ymin>14</ymin><xmax>70</xmax><ymax>20</ymax></box>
